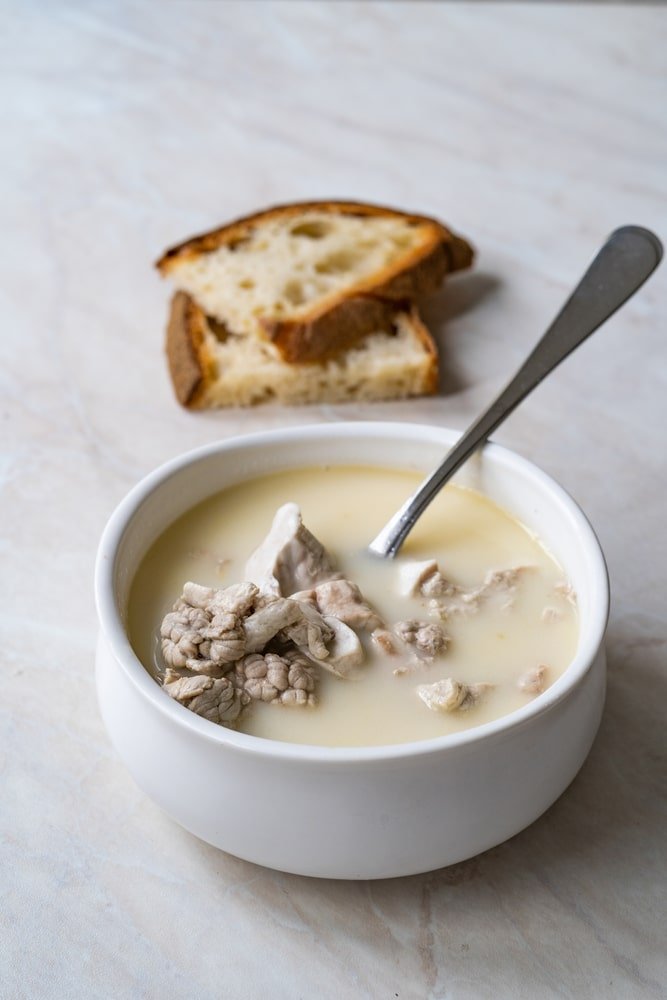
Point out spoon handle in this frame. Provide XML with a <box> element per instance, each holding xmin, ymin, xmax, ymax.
<box><xmin>369</xmin><ymin>226</ymin><xmax>663</xmax><ymax>558</ymax></box>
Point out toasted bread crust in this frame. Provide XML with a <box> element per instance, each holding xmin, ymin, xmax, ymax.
<box><xmin>156</xmin><ymin>200</ymin><xmax>473</xmax><ymax>363</ymax></box>
<box><xmin>156</xmin><ymin>200</ymin><xmax>470</xmax><ymax>273</ymax></box>
<box><xmin>165</xmin><ymin>291</ymin><xmax>210</xmax><ymax>407</ymax></box>
<box><xmin>403</xmin><ymin>305</ymin><xmax>439</xmax><ymax>395</ymax></box>
<box><xmin>164</xmin><ymin>291</ymin><xmax>437</xmax><ymax>409</ymax></box>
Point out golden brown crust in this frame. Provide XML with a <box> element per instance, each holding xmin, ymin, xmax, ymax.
<box><xmin>156</xmin><ymin>201</ymin><xmax>473</xmax><ymax>363</ymax></box>
<box><xmin>156</xmin><ymin>200</ymin><xmax>470</xmax><ymax>273</ymax></box>
<box><xmin>402</xmin><ymin>305</ymin><xmax>439</xmax><ymax>396</ymax></box>
<box><xmin>165</xmin><ymin>291</ymin><xmax>211</xmax><ymax>408</ymax></box>
<box><xmin>164</xmin><ymin>292</ymin><xmax>437</xmax><ymax>409</ymax></box>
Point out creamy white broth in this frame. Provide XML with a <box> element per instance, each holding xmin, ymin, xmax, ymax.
<box><xmin>127</xmin><ymin>466</ymin><xmax>578</xmax><ymax>746</ymax></box>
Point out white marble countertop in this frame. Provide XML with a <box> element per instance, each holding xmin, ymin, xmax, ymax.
<box><xmin>4</xmin><ymin>2</ymin><xmax>667</xmax><ymax>997</ymax></box>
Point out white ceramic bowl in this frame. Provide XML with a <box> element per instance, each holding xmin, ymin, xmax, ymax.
<box><xmin>95</xmin><ymin>423</ymin><xmax>608</xmax><ymax>879</ymax></box>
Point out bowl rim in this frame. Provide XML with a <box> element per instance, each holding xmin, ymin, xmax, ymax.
<box><xmin>95</xmin><ymin>421</ymin><xmax>609</xmax><ymax>763</ymax></box>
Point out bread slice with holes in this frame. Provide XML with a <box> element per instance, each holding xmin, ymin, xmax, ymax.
<box><xmin>167</xmin><ymin>291</ymin><xmax>438</xmax><ymax>408</ymax></box>
<box><xmin>156</xmin><ymin>201</ymin><xmax>473</xmax><ymax>363</ymax></box>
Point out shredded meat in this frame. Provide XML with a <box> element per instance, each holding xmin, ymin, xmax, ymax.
<box><xmin>400</xmin><ymin>560</ymin><xmax>533</xmax><ymax>620</ymax></box>
<box><xmin>518</xmin><ymin>664</ymin><xmax>549</xmax><ymax>694</ymax></box>
<box><xmin>372</xmin><ymin>620</ymin><xmax>449</xmax><ymax>675</ymax></box>
<box><xmin>394</xmin><ymin>620</ymin><xmax>449</xmax><ymax>659</ymax></box>
<box><xmin>554</xmin><ymin>580</ymin><xmax>577</xmax><ymax>607</ymax></box>
<box><xmin>417</xmin><ymin>678</ymin><xmax>492</xmax><ymax>713</ymax></box>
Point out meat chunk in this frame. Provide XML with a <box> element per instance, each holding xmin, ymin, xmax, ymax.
<box><xmin>243</xmin><ymin>595</ymin><xmax>347</xmax><ymax>668</ymax></box>
<box><xmin>280</xmin><ymin>599</ymin><xmax>333</xmax><ymax>660</ymax></box>
<box><xmin>160</xmin><ymin>603</ymin><xmax>212</xmax><ymax>668</ymax></box>
<box><xmin>163</xmin><ymin>669</ymin><xmax>249</xmax><ymax>724</ymax></box>
<box><xmin>161</xmin><ymin>581</ymin><xmax>258</xmax><ymax>674</ymax></box>
<box><xmin>202</xmin><ymin>611</ymin><xmax>246</xmax><ymax>664</ymax></box>
<box><xmin>159</xmin><ymin>573</ymin><xmax>364</xmax><ymax>704</ymax></box>
<box><xmin>321</xmin><ymin>615</ymin><xmax>364</xmax><ymax>676</ymax></box>
<box><xmin>161</xmin><ymin>590</ymin><xmax>248</xmax><ymax>673</ymax></box>
<box><xmin>245</xmin><ymin>503</ymin><xmax>340</xmax><ymax>596</ymax></box>
<box><xmin>518</xmin><ymin>664</ymin><xmax>549</xmax><ymax>695</ymax></box>
<box><xmin>157</xmin><ymin>517</ymin><xmax>379</xmax><ymax>728</ymax></box>
<box><xmin>243</xmin><ymin>598</ymin><xmax>304</xmax><ymax>652</ymax></box>
<box><xmin>398</xmin><ymin>559</ymin><xmax>472</xmax><ymax>608</ymax></box>
<box><xmin>293</xmin><ymin>579</ymin><xmax>382</xmax><ymax>631</ymax></box>
<box><xmin>480</xmin><ymin>569</ymin><xmax>528</xmax><ymax>610</ymax></box>
<box><xmin>398</xmin><ymin>559</ymin><xmax>441</xmax><ymax>598</ymax></box>
<box><xmin>371</xmin><ymin>628</ymin><xmax>398</xmax><ymax>656</ymax></box>
<box><xmin>372</xmin><ymin>619</ymin><xmax>449</xmax><ymax>675</ymax></box>
<box><xmin>182</xmin><ymin>580</ymin><xmax>258</xmax><ymax>616</ymax></box>
<box><xmin>394</xmin><ymin>620</ymin><xmax>449</xmax><ymax>659</ymax></box>
<box><xmin>235</xmin><ymin>651</ymin><xmax>317</xmax><ymax>706</ymax></box>
<box><xmin>417</xmin><ymin>678</ymin><xmax>492</xmax><ymax>713</ymax></box>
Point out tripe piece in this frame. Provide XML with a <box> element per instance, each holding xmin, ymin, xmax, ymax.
<box><xmin>245</xmin><ymin>502</ymin><xmax>341</xmax><ymax>596</ymax></box>
<box><xmin>160</xmin><ymin>603</ymin><xmax>212</xmax><ymax>669</ymax></box>
<box><xmin>163</xmin><ymin>669</ymin><xmax>249</xmax><ymax>725</ymax></box>
<box><xmin>235</xmin><ymin>651</ymin><xmax>317</xmax><ymax>706</ymax></box>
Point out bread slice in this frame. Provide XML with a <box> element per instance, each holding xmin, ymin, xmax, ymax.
<box><xmin>167</xmin><ymin>291</ymin><xmax>438</xmax><ymax>409</ymax></box>
<box><xmin>157</xmin><ymin>201</ymin><xmax>473</xmax><ymax>363</ymax></box>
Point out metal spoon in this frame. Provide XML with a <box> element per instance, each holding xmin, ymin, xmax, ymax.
<box><xmin>369</xmin><ymin>225</ymin><xmax>663</xmax><ymax>559</ymax></box>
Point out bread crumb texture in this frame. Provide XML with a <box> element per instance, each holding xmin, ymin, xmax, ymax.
<box><xmin>163</xmin><ymin>210</ymin><xmax>440</xmax><ymax>339</ymax></box>
<box><xmin>158</xmin><ymin>201</ymin><xmax>473</xmax><ymax>408</ymax></box>
<box><xmin>195</xmin><ymin>308</ymin><xmax>436</xmax><ymax>408</ymax></box>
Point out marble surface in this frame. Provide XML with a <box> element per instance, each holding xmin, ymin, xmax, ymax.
<box><xmin>3</xmin><ymin>2</ymin><xmax>667</xmax><ymax>997</ymax></box>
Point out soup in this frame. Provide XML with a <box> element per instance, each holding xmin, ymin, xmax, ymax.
<box><xmin>128</xmin><ymin>465</ymin><xmax>578</xmax><ymax>746</ymax></box>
